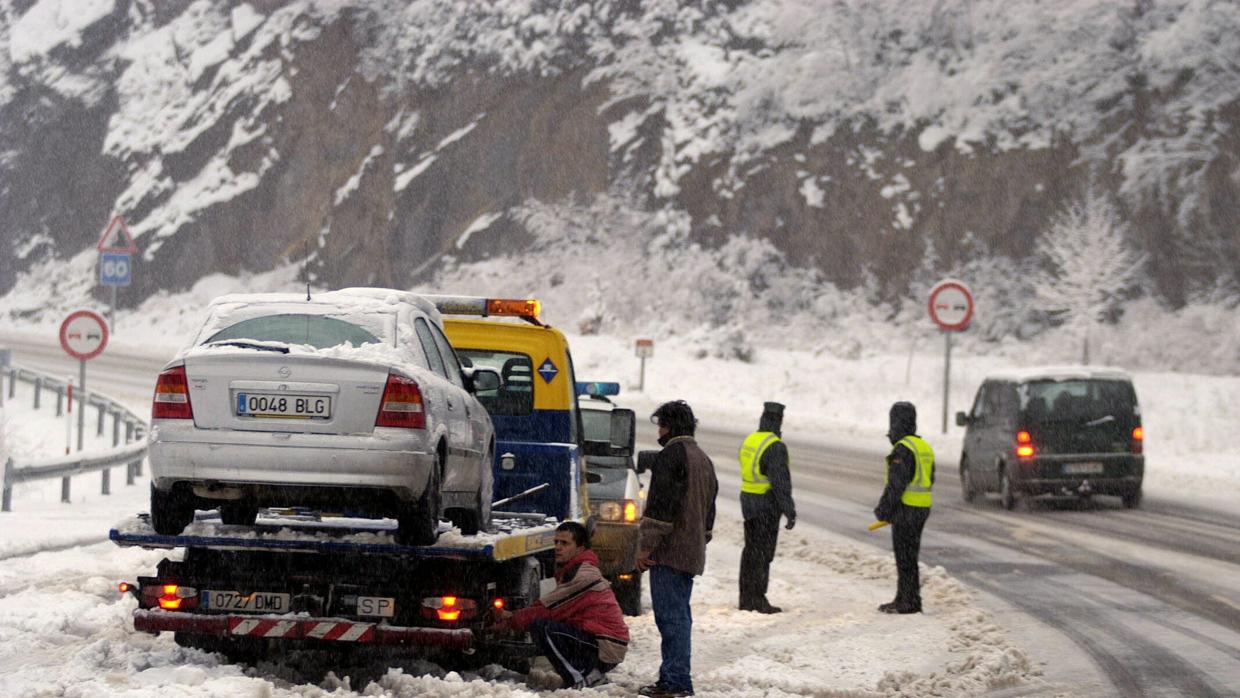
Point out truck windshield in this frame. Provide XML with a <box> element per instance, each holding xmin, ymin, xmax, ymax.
<box><xmin>456</xmin><ymin>349</ymin><xmax>534</xmax><ymax>415</ymax></box>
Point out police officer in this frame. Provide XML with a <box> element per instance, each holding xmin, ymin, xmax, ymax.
<box><xmin>737</xmin><ymin>401</ymin><xmax>796</xmax><ymax>613</ymax></box>
<box><xmin>874</xmin><ymin>401</ymin><xmax>934</xmax><ymax>614</ymax></box>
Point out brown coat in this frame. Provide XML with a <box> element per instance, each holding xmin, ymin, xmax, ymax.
<box><xmin>639</xmin><ymin>436</ymin><xmax>719</xmax><ymax>576</ymax></box>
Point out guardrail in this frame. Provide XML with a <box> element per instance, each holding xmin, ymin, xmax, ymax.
<box><xmin>2</xmin><ymin>363</ymin><xmax>148</xmax><ymax>512</ymax></box>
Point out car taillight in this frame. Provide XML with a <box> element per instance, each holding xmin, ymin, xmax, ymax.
<box><xmin>142</xmin><ymin>583</ymin><xmax>198</xmax><ymax>611</ymax></box>
<box><xmin>1132</xmin><ymin>426</ymin><xmax>1143</xmax><ymax>454</ymax></box>
<box><xmin>152</xmin><ymin>366</ymin><xmax>193</xmax><ymax>419</ymax></box>
<box><xmin>1015</xmin><ymin>430</ymin><xmax>1035</xmax><ymax>459</ymax></box>
<box><xmin>421</xmin><ymin>596</ymin><xmax>478</xmax><ymax>622</ymax></box>
<box><xmin>376</xmin><ymin>373</ymin><xmax>425</xmax><ymax>429</ymax></box>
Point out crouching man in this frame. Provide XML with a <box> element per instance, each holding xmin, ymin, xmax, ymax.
<box><xmin>487</xmin><ymin>521</ymin><xmax>630</xmax><ymax>689</ymax></box>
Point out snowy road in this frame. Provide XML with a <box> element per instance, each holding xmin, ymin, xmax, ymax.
<box><xmin>684</xmin><ymin>425</ymin><xmax>1240</xmax><ymax>697</ymax></box>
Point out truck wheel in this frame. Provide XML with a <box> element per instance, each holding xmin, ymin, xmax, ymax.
<box><xmin>150</xmin><ymin>483</ymin><xmax>195</xmax><ymax>535</ymax></box>
<box><xmin>219</xmin><ymin>502</ymin><xmax>258</xmax><ymax>526</ymax></box>
<box><xmin>960</xmin><ymin>457</ymin><xmax>977</xmax><ymax>503</ymax></box>
<box><xmin>397</xmin><ymin>460</ymin><xmax>441</xmax><ymax>546</ymax></box>
<box><xmin>450</xmin><ymin>494</ymin><xmax>484</xmax><ymax>536</ymax></box>
<box><xmin>1122</xmin><ymin>488</ymin><xmax>1142</xmax><ymax>509</ymax></box>
<box><xmin>614</xmin><ymin>574</ymin><xmax>642</xmax><ymax>616</ymax></box>
<box><xmin>999</xmin><ymin>469</ymin><xmax>1017</xmax><ymax>511</ymax></box>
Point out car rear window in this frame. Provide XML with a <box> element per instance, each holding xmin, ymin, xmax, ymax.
<box><xmin>1020</xmin><ymin>379</ymin><xmax>1138</xmax><ymax>424</ymax></box>
<box><xmin>456</xmin><ymin>349</ymin><xmax>534</xmax><ymax>416</ymax></box>
<box><xmin>205</xmin><ymin>314</ymin><xmax>381</xmax><ymax>350</ymax></box>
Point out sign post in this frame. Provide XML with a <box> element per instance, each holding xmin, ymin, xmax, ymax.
<box><xmin>96</xmin><ymin>216</ymin><xmax>138</xmax><ymax>332</ymax></box>
<box><xmin>927</xmin><ymin>280</ymin><xmax>974</xmax><ymax>434</ymax></box>
<box><xmin>634</xmin><ymin>339</ymin><xmax>654</xmax><ymax>391</ymax></box>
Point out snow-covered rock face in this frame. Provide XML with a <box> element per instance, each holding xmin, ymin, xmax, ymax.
<box><xmin>1</xmin><ymin>1</ymin><xmax>1238</xmax><ymax>343</ymax></box>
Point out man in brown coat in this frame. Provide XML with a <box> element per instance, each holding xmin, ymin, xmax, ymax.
<box><xmin>636</xmin><ymin>400</ymin><xmax>718</xmax><ymax>698</ymax></box>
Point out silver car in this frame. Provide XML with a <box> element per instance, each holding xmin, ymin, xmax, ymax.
<box><xmin>147</xmin><ymin>288</ymin><xmax>499</xmax><ymax>544</ymax></box>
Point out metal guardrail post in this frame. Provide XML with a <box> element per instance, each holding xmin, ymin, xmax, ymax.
<box><xmin>2</xmin><ymin>458</ymin><xmax>12</xmax><ymax>512</ymax></box>
<box><xmin>34</xmin><ymin>376</ymin><xmax>41</xmax><ymax>409</ymax></box>
<box><xmin>125</xmin><ymin>422</ymin><xmax>134</xmax><ymax>444</ymax></box>
<box><xmin>112</xmin><ymin>411</ymin><xmax>121</xmax><ymax>446</ymax></box>
<box><xmin>61</xmin><ymin>474</ymin><xmax>71</xmax><ymax>504</ymax></box>
<box><xmin>102</xmin><ymin>464</ymin><xmax>111</xmax><ymax>495</ymax></box>
<box><xmin>8</xmin><ymin>369</ymin><xmax>15</xmax><ymax>399</ymax></box>
<box><xmin>97</xmin><ymin>401</ymin><xmax>106</xmax><ymax>436</ymax></box>
<box><xmin>126</xmin><ymin>458</ymin><xmax>136</xmax><ymax>486</ymax></box>
<box><xmin>56</xmin><ymin>385</ymin><xmax>64</xmax><ymax>417</ymax></box>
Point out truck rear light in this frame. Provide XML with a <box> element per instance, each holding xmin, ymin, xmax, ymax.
<box><xmin>1015</xmin><ymin>431</ymin><xmax>1035</xmax><ymax>459</ymax></box>
<box><xmin>147</xmin><ymin>583</ymin><xmax>198</xmax><ymax>611</ymax></box>
<box><xmin>152</xmin><ymin>366</ymin><xmax>193</xmax><ymax>419</ymax></box>
<box><xmin>1132</xmin><ymin>426</ymin><xmax>1143</xmax><ymax>454</ymax></box>
<box><xmin>376</xmin><ymin>373</ymin><xmax>425</xmax><ymax>429</ymax></box>
<box><xmin>421</xmin><ymin>596</ymin><xmax>478</xmax><ymax>622</ymax></box>
<box><xmin>598</xmin><ymin>499</ymin><xmax>640</xmax><ymax>523</ymax></box>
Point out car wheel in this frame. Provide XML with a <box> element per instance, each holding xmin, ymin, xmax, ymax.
<box><xmin>150</xmin><ymin>483</ymin><xmax>195</xmax><ymax>535</ymax></box>
<box><xmin>219</xmin><ymin>502</ymin><xmax>259</xmax><ymax>526</ymax></box>
<box><xmin>397</xmin><ymin>455</ymin><xmax>441</xmax><ymax>546</ymax></box>
<box><xmin>1122</xmin><ymin>488</ymin><xmax>1142</xmax><ymax>509</ymax></box>
<box><xmin>999</xmin><ymin>468</ymin><xmax>1016</xmax><ymax>511</ymax></box>
<box><xmin>960</xmin><ymin>457</ymin><xmax>977</xmax><ymax>503</ymax></box>
<box><xmin>615</xmin><ymin>574</ymin><xmax>642</xmax><ymax>616</ymax></box>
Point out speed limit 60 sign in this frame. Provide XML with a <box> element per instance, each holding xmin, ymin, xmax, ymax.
<box><xmin>100</xmin><ymin>252</ymin><xmax>132</xmax><ymax>286</ymax></box>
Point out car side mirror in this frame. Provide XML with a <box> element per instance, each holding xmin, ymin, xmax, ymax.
<box><xmin>955</xmin><ymin>411</ymin><xmax>969</xmax><ymax>427</ymax></box>
<box><xmin>636</xmin><ymin>450</ymin><xmax>658</xmax><ymax>474</ymax></box>
<box><xmin>610</xmin><ymin>408</ymin><xmax>636</xmax><ymax>458</ymax></box>
<box><xmin>463</xmin><ymin>367</ymin><xmax>501</xmax><ymax>393</ymax></box>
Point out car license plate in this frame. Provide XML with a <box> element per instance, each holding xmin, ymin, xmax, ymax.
<box><xmin>1063</xmin><ymin>462</ymin><xmax>1104</xmax><ymax>475</ymax></box>
<box><xmin>202</xmin><ymin>590</ymin><xmax>291</xmax><ymax>613</ymax></box>
<box><xmin>236</xmin><ymin>392</ymin><xmax>331</xmax><ymax>419</ymax></box>
<box><xmin>357</xmin><ymin>596</ymin><xmax>396</xmax><ymax>617</ymax></box>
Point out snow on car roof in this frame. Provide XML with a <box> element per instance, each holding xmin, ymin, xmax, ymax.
<box><xmin>984</xmin><ymin>365</ymin><xmax>1134</xmax><ymax>383</ymax></box>
<box><xmin>206</xmin><ymin>287</ymin><xmax>441</xmax><ymax>320</ymax></box>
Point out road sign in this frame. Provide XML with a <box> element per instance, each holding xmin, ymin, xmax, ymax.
<box><xmin>928</xmin><ymin>279</ymin><xmax>974</xmax><ymax>331</ymax></box>
<box><xmin>96</xmin><ymin>215</ymin><xmax>138</xmax><ymax>254</ymax></box>
<box><xmin>59</xmin><ymin>310</ymin><xmax>109</xmax><ymax>361</ymax></box>
<box><xmin>100</xmin><ymin>252</ymin><xmax>132</xmax><ymax>286</ymax></box>
<box><xmin>635</xmin><ymin>339</ymin><xmax>654</xmax><ymax>358</ymax></box>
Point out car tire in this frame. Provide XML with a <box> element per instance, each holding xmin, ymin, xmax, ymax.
<box><xmin>397</xmin><ymin>456</ymin><xmax>441</xmax><ymax>546</ymax></box>
<box><xmin>960</xmin><ymin>457</ymin><xmax>977</xmax><ymax>503</ymax></box>
<box><xmin>150</xmin><ymin>483</ymin><xmax>195</xmax><ymax>535</ymax></box>
<box><xmin>1122</xmin><ymin>488</ymin><xmax>1142</xmax><ymax>509</ymax></box>
<box><xmin>999</xmin><ymin>468</ymin><xmax>1017</xmax><ymax>511</ymax></box>
<box><xmin>219</xmin><ymin>502</ymin><xmax>259</xmax><ymax>526</ymax></box>
<box><xmin>615</xmin><ymin>574</ymin><xmax>642</xmax><ymax>616</ymax></box>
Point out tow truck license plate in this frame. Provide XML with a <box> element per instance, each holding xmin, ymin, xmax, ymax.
<box><xmin>202</xmin><ymin>590</ymin><xmax>291</xmax><ymax>613</ymax></box>
<box><xmin>236</xmin><ymin>392</ymin><xmax>331</xmax><ymax>419</ymax></box>
<box><xmin>1063</xmin><ymin>462</ymin><xmax>1104</xmax><ymax>475</ymax></box>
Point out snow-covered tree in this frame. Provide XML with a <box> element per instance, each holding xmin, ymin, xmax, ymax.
<box><xmin>1035</xmin><ymin>187</ymin><xmax>1145</xmax><ymax>364</ymax></box>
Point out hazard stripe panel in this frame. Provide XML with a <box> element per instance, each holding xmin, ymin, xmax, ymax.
<box><xmin>227</xmin><ymin>617</ymin><xmax>375</xmax><ymax>641</ymax></box>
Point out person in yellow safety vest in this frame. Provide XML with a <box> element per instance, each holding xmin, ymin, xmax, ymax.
<box><xmin>737</xmin><ymin>401</ymin><xmax>796</xmax><ymax>614</ymax></box>
<box><xmin>873</xmin><ymin>401</ymin><xmax>934</xmax><ymax>614</ymax></box>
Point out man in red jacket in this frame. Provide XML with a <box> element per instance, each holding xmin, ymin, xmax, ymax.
<box><xmin>487</xmin><ymin>521</ymin><xmax>630</xmax><ymax>689</ymax></box>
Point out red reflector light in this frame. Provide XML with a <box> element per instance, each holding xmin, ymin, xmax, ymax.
<box><xmin>376</xmin><ymin>373</ymin><xmax>425</xmax><ymax>429</ymax></box>
<box><xmin>1132</xmin><ymin>426</ymin><xmax>1144</xmax><ymax>454</ymax></box>
<box><xmin>492</xmin><ymin>598</ymin><xmax>505</xmax><ymax>610</ymax></box>
<box><xmin>1016</xmin><ymin>431</ymin><xmax>1032</xmax><ymax>444</ymax></box>
<box><xmin>152</xmin><ymin>366</ymin><xmax>193</xmax><ymax>419</ymax></box>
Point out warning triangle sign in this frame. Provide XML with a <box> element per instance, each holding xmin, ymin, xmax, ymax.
<box><xmin>96</xmin><ymin>215</ymin><xmax>138</xmax><ymax>253</ymax></box>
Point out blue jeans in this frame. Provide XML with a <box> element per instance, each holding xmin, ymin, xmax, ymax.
<box><xmin>649</xmin><ymin>565</ymin><xmax>694</xmax><ymax>692</ymax></box>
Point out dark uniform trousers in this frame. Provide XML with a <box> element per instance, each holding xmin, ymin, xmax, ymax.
<box><xmin>739</xmin><ymin>508</ymin><xmax>781</xmax><ymax>607</ymax></box>
<box><xmin>892</xmin><ymin>507</ymin><xmax>930</xmax><ymax>608</ymax></box>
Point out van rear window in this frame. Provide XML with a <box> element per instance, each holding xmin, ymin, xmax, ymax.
<box><xmin>456</xmin><ymin>349</ymin><xmax>534</xmax><ymax>416</ymax></box>
<box><xmin>1020</xmin><ymin>380</ymin><xmax>1137</xmax><ymax>424</ymax></box>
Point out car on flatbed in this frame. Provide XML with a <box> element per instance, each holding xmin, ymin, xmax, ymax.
<box><xmin>957</xmin><ymin>366</ymin><xmax>1144</xmax><ymax>509</ymax></box>
<box><xmin>147</xmin><ymin>288</ymin><xmax>501</xmax><ymax>545</ymax></box>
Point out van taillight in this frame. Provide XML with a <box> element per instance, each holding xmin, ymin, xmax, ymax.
<box><xmin>152</xmin><ymin>366</ymin><xmax>193</xmax><ymax>419</ymax></box>
<box><xmin>1015</xmin><ymin>430</ymin><xmax>1035</xmax><ymax>459</ymax></box>
<box><xmin>376</xmin><ymin>373</ymin><xmax>425</xmax><ymax>429</ymax></box>
<box><xmin>1132</xmin><ymin>426</ymin><xmax>1143</xmax><ymax>454</ymax></box>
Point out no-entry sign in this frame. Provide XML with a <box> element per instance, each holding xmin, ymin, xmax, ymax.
<box><xmin>59</xmin><ymin>310</ymin><xmax>109</xmax><ymax>361</ymax></box>
<box><xmin>927</xmin><ymin>279</ymin><xmax>974</xmax><ymax>332</ymax></box>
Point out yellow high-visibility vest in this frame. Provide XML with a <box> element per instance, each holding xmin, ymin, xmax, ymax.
<box><xmin>885</xmin><ymin>435</ymin><xmax>934</xmax><ymax>508</ymax></box>
<box><xmin>739</xmin><ymin>431</ymin><xmax>782</xmax><ymax>495</ymax></box>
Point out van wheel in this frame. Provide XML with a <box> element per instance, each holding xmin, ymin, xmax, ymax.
<box><xmin>1122</xmin><ymin>488</ymin><xmax>1142</xmax><ymax>509</ymax></box>
<box><xmin>397</xmin><ymin>459</ymin><xmax>441</xmax><ymax>546</ymax></box>
<box><xmin>999</xmin><ymin>469</ymin><xmax>1017</xmax><ymax>511</ymax></box>
<box><xmin>960</xmin><ymin>457</ymin><xmax>977</xmax><ymax>503</ymax></box>
<box><xmin>615</xmin><ymin>574</ymin><xmax>643</xmax><ymax>616</ymax></box>
<box><xmin>150</xmin><ymin>484</ymin><xmax>195</xmax><ymax>535</ymax></box>
<box><xmin>219</xmin><ymin>502</ymin><xmax>258</xmax><ymax>526</ymax></box>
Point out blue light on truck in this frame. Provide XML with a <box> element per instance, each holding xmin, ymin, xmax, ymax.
<box><xmin>576</xmin><ymin>381</ymin><xmax>620</xmax><ymax>397</ymax></box>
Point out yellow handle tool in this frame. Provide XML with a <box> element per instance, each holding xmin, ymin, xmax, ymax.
<box><xmin>868</xmin><ymin>520</ymin><xmax>889</xmax><ymax>531</ymax></box>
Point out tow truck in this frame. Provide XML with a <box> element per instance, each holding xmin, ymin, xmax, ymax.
<box><xmin>113</xmin><ymin>298</ymin><xmax>589</xmax><ymax>667</ymax></box>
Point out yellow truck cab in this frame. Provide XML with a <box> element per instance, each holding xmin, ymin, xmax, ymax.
<box><xmin>434</xmin><ymin>297</ymin><xmax>643</xmax><ymax>614</ymax></box>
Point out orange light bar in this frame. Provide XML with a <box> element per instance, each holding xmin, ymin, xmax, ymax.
<box><xmin>486</xmin><ymin>298</ymin><xmax>541</xmax><ymax>319</ymax></box>
<box><xmin>624</xmin><ymin>500</ymin><xmax>638</xmax><ymax>523</ymax></box>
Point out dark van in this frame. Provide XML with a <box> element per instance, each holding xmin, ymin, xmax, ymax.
<box><xmin>957</xmin><ymin>367</ymin><xmax>1144</xmax><ymax>510</ymax></box>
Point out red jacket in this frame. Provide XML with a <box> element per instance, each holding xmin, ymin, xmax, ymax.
<box><xmin>509</xmin><ymin>549</ymin><xmax>630</xmax><ymax>663</ymax></box>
